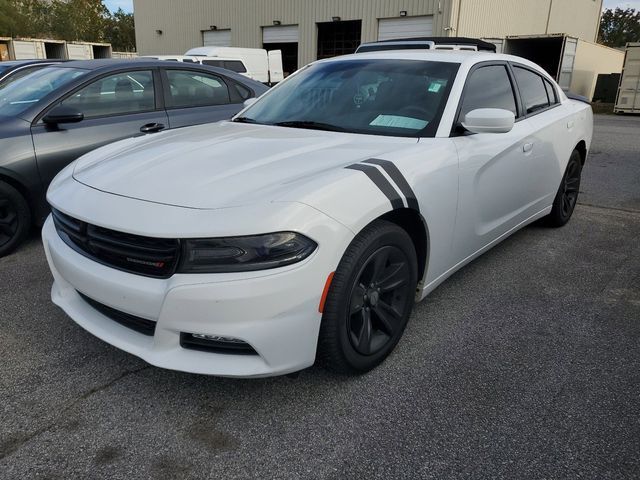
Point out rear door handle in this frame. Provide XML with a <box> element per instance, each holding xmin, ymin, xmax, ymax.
<box><xmin>567</xmin><ymin>120</ymin><xmax>574</xmax><ymax>129</ymax></box>
<box><xmin>523</xmin><ymin>142</ymin><xmax>534</xmax><ymax>153</ymax></box>
<box><xmin>140</xmin><ymin>122</ymin><xmax>165</xmax><ymax>133</ymax></box>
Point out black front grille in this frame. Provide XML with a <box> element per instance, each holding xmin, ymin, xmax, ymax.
<box><xmin>78</xmin><ymin>291</ymin><xmax>156</xmax><ymax>336</ymax></box>
<box><xmin>52</xmin><ymin>208</ymin><xmax>180</xmax><ymax>278</ymax></box>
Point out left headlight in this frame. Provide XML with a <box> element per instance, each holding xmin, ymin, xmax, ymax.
<box><xmin>177</xmin><ymin>232</ymin><xmax>317</xmax><ymax>273</ymax></box>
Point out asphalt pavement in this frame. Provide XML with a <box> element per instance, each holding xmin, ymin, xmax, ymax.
<box><xmin>1</xmin><ymin>114</ymin><xmax>639</xmax><ymax>479</ymax></box>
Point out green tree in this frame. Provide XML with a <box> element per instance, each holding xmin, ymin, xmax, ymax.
<box><xmin>104</xmin><ymin>7</ymin><xmax>136</xmax><ymax>51</ymax></box>
<box><xmin>599</xmin><ymin>8</ymin><xmax>640</xmax><ymax>48</ymax></box>
<box><xmin>0</xmin><ymin>0</ymin><xmax>52</xmax><ymax>38</ymax></box>
<box><xmin>50</xmin><ymin>0</ymin><xmax>110</xmax><ymax>42</ymax></box>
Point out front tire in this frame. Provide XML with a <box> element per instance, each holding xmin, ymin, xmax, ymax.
<box><xmin>544</xmin><ymin>149</ymin><xmax>582</xmax><ymax>227</ymax></box>
<box><xmin>0</xmin><ymin>181</ymin><xmax>31</xmax><ymax>257</ymax></box>
<box><xmin>317</xmin><ymin>220</ymin><xmax>418</xmax><ymax>374</ymax></box>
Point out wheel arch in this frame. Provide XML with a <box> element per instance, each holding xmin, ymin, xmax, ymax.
<box><xmin>575</xmin><ymin>140</ymin><xmax>587</xmax><ymax>165</ymax></box>
<box><xmin>0</xmin><ymin>170</ymin><xmax>34</xmax><ymax>214</ymax></box>
<box><xmin>375</xmin><ymin>208</ymin><xmax>430</xmax><ymax>286</ymax></box>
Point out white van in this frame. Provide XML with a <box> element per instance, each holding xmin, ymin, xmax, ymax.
<box><xmin>141</xmin><ymin>55</ymin><xmax>201</xmax><ymax>63</ymax></box>
<box><xmin>184</xmin><ymin>47</ymin><xmax>283</xmax><ymax>84</ymax></box>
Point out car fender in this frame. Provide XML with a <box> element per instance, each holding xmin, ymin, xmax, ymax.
<box><xmin>279</xmin><ymin>138</ymin><xmax>460</xmax><ymax>287</ymax></box>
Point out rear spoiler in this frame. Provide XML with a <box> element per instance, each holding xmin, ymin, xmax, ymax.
<box><xmin>566</xmin><ymin>92</ymin><xmax>590</xmax><ymax>104</ymax></box>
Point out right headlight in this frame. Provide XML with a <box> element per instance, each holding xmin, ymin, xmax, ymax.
<box><xmin>177</xmin><ymin>232</ymin><xmax>317</xmax><ymax>273</ymax></box>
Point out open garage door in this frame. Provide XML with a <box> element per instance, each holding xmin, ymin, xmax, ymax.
<box><xmin>263</xmin><ymin>25</ymin><xmax>299</xmax><ymax>76</ymax></box>
<box><xmin>378</xmin><ymin>16</ymin><xmax>433</xmax><ymax>41</ymax></box>
<box><xmin>203</xmin><ymin>30</ymin><xmax>231</xmax><ymax>47</ymax></box>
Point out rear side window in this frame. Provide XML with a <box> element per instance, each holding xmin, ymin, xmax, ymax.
<box><xmin>513</xmin><ymin>66</ymin><xmax>550</xmax><ymax>114</ymax></box>
<box><xmin>459</xmin><ymin>65</ymin><xmax>517</xmax><ymax>119</ymax></box>
<box><xmin>202</xmin><ymin>60</ymin><xmax>224</xmax><ymax>68</ymax></box>
<box><xmin>223</xmin><ymin>61</ymin><xmax>247</xmax><ymax>73</ymax></box>
<box><xmin>543</xmin><ymin>78</ymin><xmax>558</xmax><ymax>105</ymax></box>
<box><xmin>165</xmin><ymin>69</ymin><xmax>231</xmax><ymax>108</ymax></box>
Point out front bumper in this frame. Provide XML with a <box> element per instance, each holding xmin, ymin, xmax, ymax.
<box><xmin>42</xmin><ymin>211</ymin><xmax>352</xmax><ymax>377</ymax></box>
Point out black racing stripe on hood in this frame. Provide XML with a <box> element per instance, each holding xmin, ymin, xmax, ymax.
<box><xmin>363</xmin><ymin>158</ymin><xmax>419</xmax><ymax>211</ymax></box>
<box><xmin>345</xmin><ymin>163</ymin><xmax>404</xmax><ymax>210</ymax></box>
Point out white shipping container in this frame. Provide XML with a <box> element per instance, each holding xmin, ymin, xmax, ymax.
<box><xmin>504</xmin><ymin>34</ymin><xmax>624</xmax><ymax>100</ymax></box>
<box><xmin>66</xmin><ymin>43</ymin><xmax>93</xmax><ymax>60</ymax></box>
<box><xmin>615</xmin><ymin>43</ymin><xmax>640</xmax><ymax>113</ymax></box>
<box><xmin>12</xmin><ymin>39</ymin><xmax>45</xmax><ymax>59</ymax></box>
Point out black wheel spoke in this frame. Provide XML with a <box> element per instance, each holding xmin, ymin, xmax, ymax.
<box><xmin>350</xmin><ymin>283</ymin><xmax>366</xmax><ymax>315</ymax></box>
<box><xmin>370</xmin><ymin>248</ymin><xmax>390</xmax><ymax>283</ymax></box>
<box><xmin>356</xmin><ymin>309</ymin><xmax>373</xmax><ymax>355</ymax></box>
<box><xmin>378</xmin><ymin>262</ymin><xmax>408</xmax><ymax>292</ymax></box>
<box><xmin>373</xmin><ymin>300</ymin><xmax>400</xmax><ymax>336</ymax></box>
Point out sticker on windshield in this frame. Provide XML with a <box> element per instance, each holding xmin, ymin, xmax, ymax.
<box><xmin>369</xmin><ymin>115</ymin><xmax>428</xmax><ymax>130</ymax></box>
<box><xmin>428</xmin><ymin>81</ymin><xmax>444</xmax><ymax>93</ymax></box>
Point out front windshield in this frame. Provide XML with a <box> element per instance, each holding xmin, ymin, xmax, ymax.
<box><xmin>0</xmin><ymin>66</ymin><xmax>88</xmax><ymax>117</ymax></box>
<box><xmin>238</xmin><ymin>59</ymin><xmax>459</xmax><ymax>137</ymax></box>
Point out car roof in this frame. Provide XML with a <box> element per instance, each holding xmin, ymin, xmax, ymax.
<box><xmin>0</xmin><ymin>59</ymin><xmax>65</xmax><ymax>67</ymax></box>
<box><xmin>321</xmin><ymin>50</ymin><xmax>546</xmax><ymax>72</ymax></box>
<box><xmin>59</xmin><ymin>59</ymin><xmax>181</xmax><ymax>70</ymax></box>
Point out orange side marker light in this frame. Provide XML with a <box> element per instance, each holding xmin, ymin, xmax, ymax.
<box><xmin>318</xmin><ymin>271</ymin><xmax>335</xmax><ymax>313</ymax></box>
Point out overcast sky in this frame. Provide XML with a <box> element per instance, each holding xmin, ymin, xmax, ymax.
<box><xmin>103</xmin><ymin>0</ymin><xmax>640</xmax><ymax>14</ymax></box>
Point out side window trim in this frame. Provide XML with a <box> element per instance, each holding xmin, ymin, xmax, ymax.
<box><xmin>450</xmin><ymin>60</ymin><xmax>523</xmax><ymax>137</ymax></box>
<box><xmin>509</xmin><ymin>62</ymin><xmax>561</xmax><ymax>119</ymax></box>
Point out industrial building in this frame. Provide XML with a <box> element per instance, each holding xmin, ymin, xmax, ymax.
<box><xmin>133</xmin><ymin>0</ymin><xmax>624</xmax><ymax>99</ymax></box>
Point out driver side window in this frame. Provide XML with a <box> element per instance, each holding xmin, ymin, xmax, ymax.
<box><xmin>459</xmin><ymin>65</ymin><xmax>517</xmax><ymax>120</ymax></box>
<box><xmin>60</xmin><ymin>70</ymin><xmax>155</xmax><ymax>118</ymax></box>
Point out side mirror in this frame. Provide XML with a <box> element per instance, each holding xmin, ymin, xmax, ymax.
<box><xmin>243</xmin><ymin>98</ymin><xmax>257</xmax><ymax>108</ymax></box>
<box><xmin>461</xmin><ymin>108</ymin><xmax>515</xmax><ymax>134</ymax></box>
<box><xmin>43</xmin><ymin>105</ymin><xmax>84</xmax><ymax>125</ymax></box>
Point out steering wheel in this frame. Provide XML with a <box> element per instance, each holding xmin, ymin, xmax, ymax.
<box><xmin>397</xmin><ymin>105</ymin><xmax>427</xmax><ymax>118</ymax></box>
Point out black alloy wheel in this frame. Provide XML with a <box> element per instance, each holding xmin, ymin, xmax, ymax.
<box><xmin>560</xmin><ymin>157</ymin><xmax>581</xmax><ymax>218</ymax></box>
<box><xmin>0</xmin><ymin>196</ymin><xmax>18</xmax><ymax>247</ymax></box>
<box><xmin>347</xmin><ymin>245</ymin><xmax>411</xmax><ymax>356</ymax></box>
<box><xmin>317</xmin><ymin>219</ymin><xmax>418</xmax><ymax>374</ymax></box>
<box><xmin>0</xmin><ymin>181</ymin><xmax>31</xmax><ymax>257</ymax></box>
<box><xmin>544</xmin><ymin>149</ymin><xmax>583</xmax><ymax>227</ymax></box>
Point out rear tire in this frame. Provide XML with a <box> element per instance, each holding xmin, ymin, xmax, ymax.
<box><xmin>317</xmin><ymin>220</ymin><xmax>418</xmax><ymax>374</ymax></box>
<box><xmin>543</xmin><ymin>149</ymin><xmax>582</xmax><ymax>228</ymax></box>
<box><xmin>0</xmin><ymin>181</ymin><xmax>31</xmax><ymax>257</ymax></box>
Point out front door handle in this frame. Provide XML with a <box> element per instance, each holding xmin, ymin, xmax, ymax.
<box><xmin>140</xmin><ymin>122</ymin><xmax>165</xmax><ymax>133</ymax></box>
<box><xmin>523</xmin><ymin>142</ymin><xmax>534</xmax><ymax>153</ymax></box>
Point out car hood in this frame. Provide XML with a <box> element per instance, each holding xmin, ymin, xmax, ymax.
<box><xmin>72</xmin><ymin>121</ymin><xmax>417</xmax><ymax>209</ymax></box>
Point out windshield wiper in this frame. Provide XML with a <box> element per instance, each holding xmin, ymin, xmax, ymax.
<box><xmin>272</xmin><ymin>120</ymin><xmax>347</xmax><ymax>132</ymax></box>
<box><xmin>232</xmin><ymin>116</ymin><xmax>260</xmax><ymax>124</ymax></box>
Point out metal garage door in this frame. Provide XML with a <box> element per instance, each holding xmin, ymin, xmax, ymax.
<box><xmin>378</xmin><ymin>16</ymin><xmax>433</xmax><ymax>41</ymax></box>
<box><xmin>263</xmin><ymin>25</ymin><xmax>299</xmax><ymax>44</ymax></box>
<box><xmin>203</xmin><ymin>30</ymin><xmax>231</xmax><ymax>47</ymax></box>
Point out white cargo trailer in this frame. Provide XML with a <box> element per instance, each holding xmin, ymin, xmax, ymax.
<box><xmin>504</xmin><ymin>34</ymin><xmax>624</xmax><ymax>100</ymax></box>
<box><xmin>615</xmin><ymin>43</ymin><xmax>640</xmax><ymax>114</ymax></box>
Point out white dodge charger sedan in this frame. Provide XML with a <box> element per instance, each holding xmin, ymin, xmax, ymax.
<box><xmin>43</xmin><ymin>50</ymin><xmax>593</xmax><ymax>377</ymax></box>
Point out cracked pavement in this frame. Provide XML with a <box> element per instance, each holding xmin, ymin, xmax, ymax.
<box><xmin>1</xmin><ymin>114</ymin><xmax>639</xmax><ymax>479</ymax></box>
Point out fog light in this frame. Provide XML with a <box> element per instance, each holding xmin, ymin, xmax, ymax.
<box><xmin>180</xmin><ymin>332</ymin><xmax>257</xmax><ymax>355</ymax></box>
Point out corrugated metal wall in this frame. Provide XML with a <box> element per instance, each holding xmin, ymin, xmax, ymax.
<box><xmin>133</xmin><ymin>0</ymin><xmax>450</xmax><ymax>65</ymax></box>
<box><xmin>133</xmin><ymin>0</ymin><xmax>602</xmax><ymax>66</ymax></box>
<box><xmin>454</xmin><ymin>0</ymin><xmax>602</xmax><ymax>42</ymax></box>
